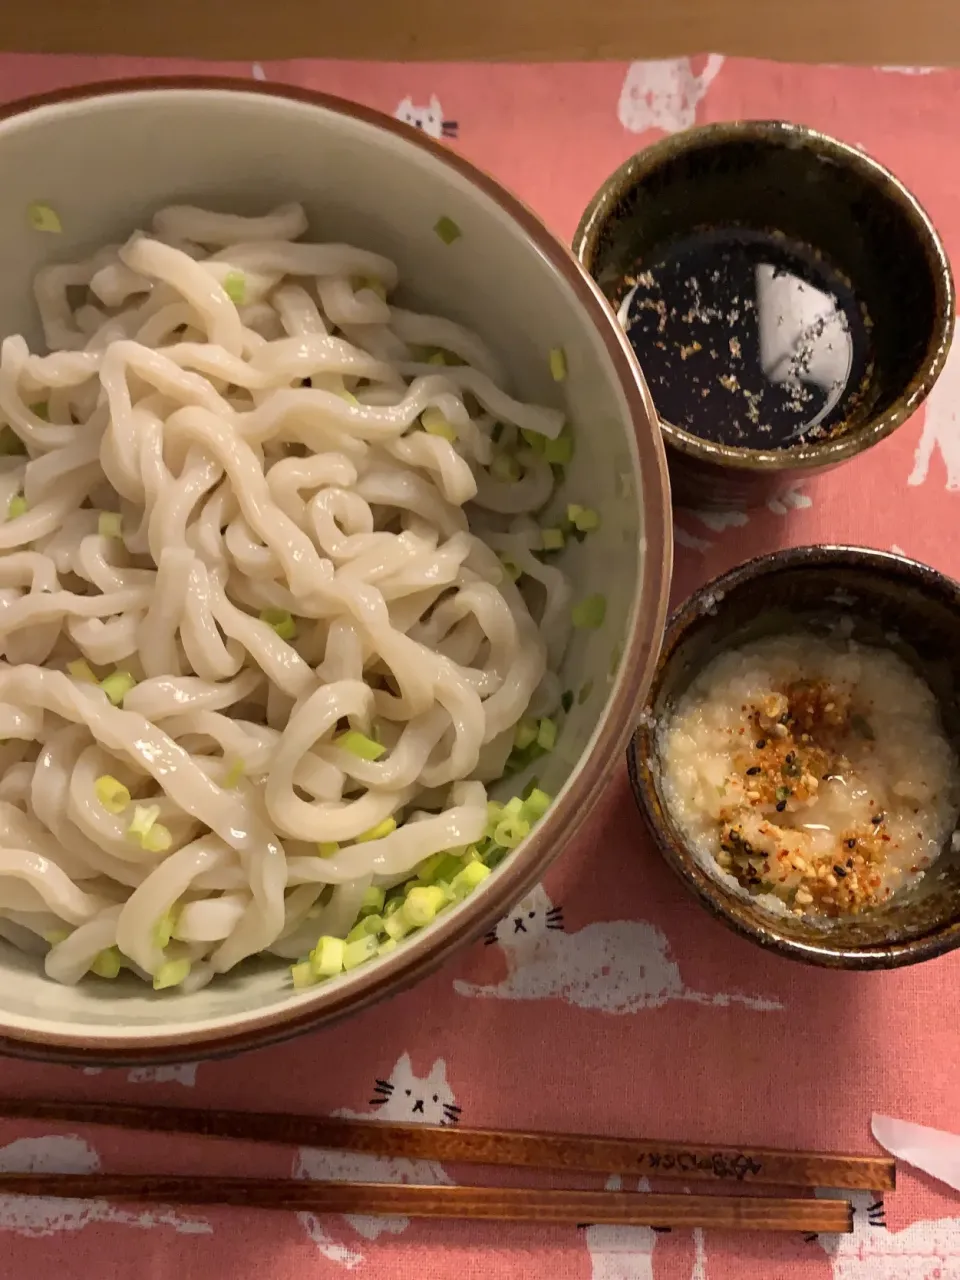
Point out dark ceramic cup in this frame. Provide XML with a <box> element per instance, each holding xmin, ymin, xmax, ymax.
<box><xmin>574</xmin><ymin>122</ymin><xmax>954</xmax><ymax>511</ymax></box>
<box><xmin>628</xmin><ymin>545</ymin><xmax>960</xmax><ymax>969</ymax></box>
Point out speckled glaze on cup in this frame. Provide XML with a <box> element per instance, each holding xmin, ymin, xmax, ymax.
<box><xmin>0</xmin><ymin>78</ymin><xmax>672</xmax><ymax>1063</ymax></box>
<box><xmin>628</xmin><ymin>545</ymin><xmax>960</xmax><ymax>970</ymax></box>
<box><xmin>574</xmin><ymin>122</ymin><xmax>955</xmax><ymax>512</ymax></box>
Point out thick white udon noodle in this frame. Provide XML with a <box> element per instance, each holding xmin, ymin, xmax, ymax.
<box><xmin>0</xmin><ymin>202</ymin><xmax>573</xmax><ymax>992</ymax></box>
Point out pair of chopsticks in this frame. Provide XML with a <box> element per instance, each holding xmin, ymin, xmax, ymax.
<box><xmin>0</xmin><ymin>1099</ymin><xmax>894</xmax><ymax>1233</ymax></box>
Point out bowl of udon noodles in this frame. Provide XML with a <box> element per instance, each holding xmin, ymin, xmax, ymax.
<box><xmin>0</xmin><ymin>78</ymin><xmax>671</xmax><ymax>1062</ymax></box>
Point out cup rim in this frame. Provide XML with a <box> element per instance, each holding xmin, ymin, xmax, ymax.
<box><xmin>574</xmin><ymin>120</ymin><xmax>956</xmax><ymax>475</ymax></box>
<box><xmin>0</xmin><ymin>75</ymin><xmax>674</xmax><ymax>1062</ymax></box>
<box><xmin>628</xmin><ymin>543</ymin><xmax>960</xmax><ymax>970</ymax></box>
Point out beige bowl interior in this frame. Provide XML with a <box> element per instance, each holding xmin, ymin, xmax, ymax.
<box><xmin>0</xmin><ymin>83</ymin><xmax>670</xmax><ymax>1059</ymax></box>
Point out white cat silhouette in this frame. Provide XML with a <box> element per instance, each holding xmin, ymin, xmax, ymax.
<box><xmin>767</xmin><ymin>486</ymin><xmax>813</xmax><ymax>515</ymax></box>
<box><xmin>674</xmin><ymin>525</ymin><xmax>712</xmax><ymax>553</ymax></box>
<box><xmin>584</xmin><ymin>1176</ymin><xmax>708</xmax><ymax>1279</ymax></box>
<box><xmin>618</xmin><ymin>57</ymin><xmax>725</xmax><ymax>135</ymax></box>
<box><xmin>585</xmin><ymin>1176</ymin><xmax>658</xmax><ymax>1280</ymax></box>
<box><xmin>817</xmin><ymin>1189</ymin><xmax>960</xmax><ymax>1279</ymax></box>
<box><xmin>81</xmin><ymin>1064</ymin><xmax>198</xmax><ymax>1087</ymax></box>
<box><xmin>394</xmin><ymin>95</ymin><xmax>455</xmax><ymax>141</ymax></box>
<box><xmin>294</xmin><ymin>1052</ymin><xmax>459</xmax><ymax>1268</ymax></box>
<box><xmin>692</xmin><ymin>509</ymin><xmax>749</xmax><ymax>533</ymax></box>
<box><xmin>909</xmin><ymin>339</ymin><xmax>960</xmax><ymax>490</ymax></box>
<box><xmin>0</xmin><ymin>1135</ymin><xmax>209</xmax><ymax>1237</ymax></box>
<box><xmin>454</xmin><ymin>885</ymin><xmax>781</xmax><ymax>1012</ymax></box>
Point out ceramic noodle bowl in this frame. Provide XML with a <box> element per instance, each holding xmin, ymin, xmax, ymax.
<box><xmin>0</xmin><ymin>79</ymin><xmax>671</xmax><ymax>1061</ymax></box>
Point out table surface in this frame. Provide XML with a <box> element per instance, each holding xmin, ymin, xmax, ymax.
<box><xmin>0</xmin><ymin>43</ymin><xmax>960</xmax><ymax>1280</ymax></box>
<box><xmin>2</xmin><ymin>0</ymin><xmax>960</xmax><ymax>64</ymax></box>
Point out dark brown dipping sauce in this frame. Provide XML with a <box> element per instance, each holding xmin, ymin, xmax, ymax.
<box><xmin>617</xmin><ymin>227</ymin><xmax>875</xmax><ymax>449</ymax></box>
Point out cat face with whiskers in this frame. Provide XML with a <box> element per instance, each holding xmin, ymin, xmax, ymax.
<box><xmin>486</xmin><ymin>885</ymin><xmax>565</xmax><ymax>946</ymax></box>
<box><xmin>367</xmin><ymin>1053</ymin><xmax>460</xmax><ymax>1126</ymax></box>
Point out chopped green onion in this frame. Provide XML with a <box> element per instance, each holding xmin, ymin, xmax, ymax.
<box><xmin>360</xmin><ymin>885</ymin><xmax>386</xmax><ymax>916</ymax></box>
<box><xmin>356</xmin><ymin>816</ymin><xmax>397</xmax><ymax>843</ymax></box>
<box><xmin>343</xmin><ymin>934</ymin><xmax>379</xmax><ymax>970</ymax></box>
<box><xmin>450</xmin><ymin>860</ymin><xmax>491</xmax><ymax>899</ymax></box>
<box><xmin>578</xmin><ymin>678</ymin><xmax>594</xmax><ymax>704</ymax></box>
<box><xmin>543</xmin><ymin>431</ymin><xmax>574</xmax><ymax>466</ymax></box>
<box><xmin>0</xmin><ymin>427</ymin><xmax>25</xmax><ymax>456</ymax></box>
<box><xmin>567</xmin><ymin>503</ymin><xmax>600</xmax><ymax>532</ymax></box>
<box><xmin>384</xmin><ymin>910</ymin><xmax>413</xmax><ymax>941</ymax></box>
<box><xmin>537</xmin><ymin>717</ymin><xmax>557</xmax><ymax>751</ymax></box>
<box><xmin>43</xmin><ymin>929</ymin><xmax>70</xmax><ymax>946</ymax></box>
<box><xmin>523</xmin><ymin>787</ymin><xmax>552</xmax><ymax>820</ymax></box>
<box><xmin>67</xmin><ymin>659</ymin><xmax>98</xmax><ymax>684</ymax></box>
<box><xmin>142</xmin><ymin>822</ymin><xmax>172</xmax><ymax>853</ymax></box>
<box><xmin>335</xmin><ymin>730</ymin><xmax>385</xmax><ymax>761</ymax></box>
<box><xmin>28</xmin><ymin>202</ymin><xmax>62</xmax><ymax>234</ymax></box>
<box><xmin>346</xmin><ymin>914</ymin><xmax>384</xmax><ymax>943</ymax></box>
<box><xmin>153</xmin><ymin>908</ymin><xmax>177</xmax><ymax>950</ymax></box>
<box><xmin>428</xmin><ymin>350</ymin><xmax>447</xmax><ymax>365</ymax></box>
<box><xmin>513</xmin><ymin>719</ymin><xmax>538</xmax><ymax>751</ymax></box>
<box><xmin>426</xmin><ymin>853</ymin><xmax>464</xmax><ymax>885</ymax></box>
<box><xmin>403</xmin><ymin>884</ymin><xmax>446</xmax><ymax>927</ymax></box>
<box><xmin>311</xmin><ymin>935</ymin><xmax>345</xmax><ymax>978</ymax></box>
<box><xmin>223</xmin><ymin>759</ymin><xmax>245</xmax><ymax>788</ymax></box>
<box><xmin>153</xmin><ymin>958</ymin><xmax>191</xmax><ymax>990</ymax></box>
<box><xmin>421</xmin><ymin>407</ymin><xmax>457</xmax><ymax>441</ymax></box>
<box><xmin>95</xmin><ymin>774</ymin><xmax>131</xmax><ymax>815</ymax></box>
<box><xmin>30</xmin><ymin>402</ymin><xmax>49</xmax><ymax>422</ymax></box>
<box><xmin>259</xmin><ymin>607</ymin><xmax>297</xmax><ymax>641</ymax></box>
<box><xmin>491</xmin><ymin>453</ymin><xmax>521</xmax><ymax>483</ymax></box>
<box><xmin>434</xmin><ymin>215</ymin><xmax>462</xmax><ymax>245</ymax></box>
<box><xmin>572</xmin><ymin>594</ymin><xmax>607</xmax><ymax>629</ymax></box>
<box><xmin>223</xmin><ymin>270</ymin><xmax>246</xmax><ymax>304</ymax></box>
<box><xmin>317</xmin><ymin>841</ymin><xmax>339</xmax><ymax>857</ymax></box>
<box><xmin>541</xmin><ymin>527</ymin><xmax>565</xmax><ymax>551</ymax></box>
<box><xmin>549</xmin><ymin>347</ymin><xmax>568</xmax><ymax>381</ymax></box>
<box><xmin>291</xmin><ymin>960</ymin><xmax>315</xmax><ymax>988</ymax></box>
<box><xmin>560</xmin><ymin>690</ymin><xmax>574</xmax><ymax>714</ymax></box>
<box><xmin>497</xmin><ymin>552</ymin><xmax>521</xmax><ymax>582</ymax></box>
<box><xmin>520</xmin><ymin>428</ymin><xmax>546</xmax><ymax>454</ymax></box>
<box><xmin>98</xmin><ymin>511</ymin><xmax>122</xmax><ymax>538</ymax></box>
<box><xmin>414</xmin><ymin>850</ymin><xmax>448</xmax><ymax>883</ymax></box>
<box><xmin>354</xmin><ymin>275</ymin><xmax>387</xmax><ymax>300</ymax></box>
<box><xmin>339</xmin><ymin>389</ymin><xmax>360</xmax><ymax>406</ymax></box>
<box><xmin>100</xmin><ymin>670</ymin><xmax>136</xmax><ymax>706</ymax></box>
<box><xmin>378</xmin><ymin>937</ymin><xmax>398</xmax><ymax>955</ymax></box>
<box><xmin>91</xmin><ymin>947</ymin><xmax>122</xmax><ymax>979</ymax></box>
<box><xmin>128</xmin><ymin>803</ymin><xmax>160</xmax><ymax>844</ymax></box>
<box><xmin>494</xmin><ymin>814</ymin><xmax>531</xmax><ymax>849</ymax></box>
<box><xmin>7</xmin><ymin>495</ymin><xmax>27</xmax><ymax>520</ymax></box>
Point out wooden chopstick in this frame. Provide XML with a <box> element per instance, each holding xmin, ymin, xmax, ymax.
<box><xmin>0</xmin><ymin>1174</ymin><xmax>853</xmax><ymax>1232</ymax></box>
<box><xmin>0</xmin><ymin>1099</ymin><xmax>894</xmax><ymax>1191</ymax></box>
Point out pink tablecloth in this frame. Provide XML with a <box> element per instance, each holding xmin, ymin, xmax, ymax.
<box><xmin>0</xmin><ymin>50</ymin><xmax>959</xmax><ymax>1280</ymax></box>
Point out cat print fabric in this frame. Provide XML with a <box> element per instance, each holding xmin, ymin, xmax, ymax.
<box><xmin>393</xmin><ymin>96</ymin><xmax>458</xmax><ymax>140</ymax></box>
<box><xmin>0</xmin><ymin>1136</ymin><xmax>210</xmax><ymax>1237</ymax></box>
<box><xmin>455</xmin><ymin>885</ymin><xmax>781</xmax><ymax>1011</ymax></box>
<box><xmin>0</xmin><ymin>49</ymin><xmax>957</xmax><ymax>1280</ymax></box>
<box><xmin>618</xmin><ymin>56</ymin><xmax>724</xmax><ymax>134</ymax></box>
<box><xmin>816</xmin><ymin>1191</ymin><xmax>960</xmax><ymax>1280</ymax></box>
<box><xmin>294</xmin><ymin>1053</ymin><xmax>459</xmax><ymax>1265</ymax></box>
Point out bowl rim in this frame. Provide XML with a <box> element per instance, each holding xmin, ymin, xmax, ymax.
<box><xmin>0</xmin><ymin>75</ymin><xmax>673</xmax><ymax>1063</ymax></box>
<box><xmin>573</xmin><ymin>119</ymin><xmax>956</xmax><ymax>475</ymax></box>
<box><xmin>628</xmin><ymin>542</ymin><xmax>960</xmax><ymax>971</ymax></box>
